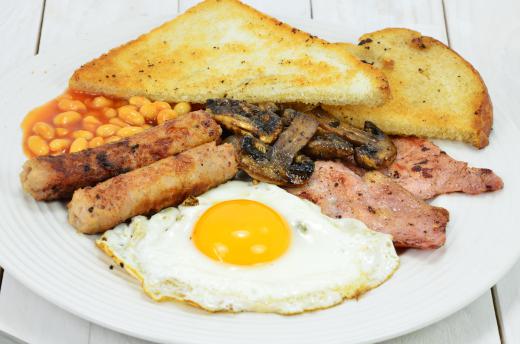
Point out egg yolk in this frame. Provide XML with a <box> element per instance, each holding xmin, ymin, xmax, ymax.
<box><xmin>193</xmin><ymin>200</ymin><xmax>291</xmax><ymax>266</ymax></box>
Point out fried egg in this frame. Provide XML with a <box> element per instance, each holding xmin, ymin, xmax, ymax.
<box><xmin>97</xmin><ymin>181</ymin><xmax>399</xmax><ymax>314</ymax></box>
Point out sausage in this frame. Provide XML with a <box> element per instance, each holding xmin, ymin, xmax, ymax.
<box><xmin>20</xmin><ymin>111</ymin><xmax>221</xmax><ymax>201</ymax></box>
<box><xmin>67</xmin><ymin>142</ymin><xmax>238</xmax><ymax>234</ymax></box>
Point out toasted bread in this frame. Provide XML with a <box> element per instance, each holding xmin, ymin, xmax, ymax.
<box><xmin>69</xmin><ymin>0</ymin><xmax>389</xmax><ymax>106</ymax></box>
<box><xmin>323</xmin><ymin>29</ymin><xmax>492</xmax><ymax>148</ymax></box>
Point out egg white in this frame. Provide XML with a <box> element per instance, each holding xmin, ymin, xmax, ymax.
<box><xmin>97</xmin><ymin>181</ymin><xmax>399</xmax><ymax>314</ymax></box>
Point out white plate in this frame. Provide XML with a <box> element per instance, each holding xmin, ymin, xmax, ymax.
<box><xmin>0</xmin><ymin>18</ymin><xmax>519</xmax><ymax>344</ymax></box>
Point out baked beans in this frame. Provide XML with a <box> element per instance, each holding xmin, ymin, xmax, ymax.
<box><xmin>21</xmin><ymin>90</ymin><xmax>194</xmax><ymax>158</ymax></box>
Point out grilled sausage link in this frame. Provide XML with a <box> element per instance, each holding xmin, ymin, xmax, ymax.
<box><xmin>20</xmin><ymin>111</ymin><xmax>221</xmax><ymax>201</ymax></box>
<box><xmin>68</xmin><ymin>142</ymin><xmax>238</xmax><ymax>234</ymax></box>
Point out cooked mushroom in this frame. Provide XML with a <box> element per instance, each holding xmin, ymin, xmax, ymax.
<box><xmin>210</xmin><ymin>99</ymin><xmax>395</xmax><ymax>180</ymax></box>
<box><xmin>286</xmin><ymin>154</ymin><xmax>315</xmax><ymax>185</ymax></box>
<box><xmin>230</xmin><ymin>112</ymin><xmax>318</xmax><ymax>186</ymax></box>
<box><xmin>312</xmin><ymin>109</ymin><xmax>397</xmax><ymax>169</ymax></box>
<box><xmin>280</xmin><ymin>108</ymin><xmax>298</xmax><ymax>127</ymax></box>
<box><xmin>206</xmin><ymin>99</ymin><xmax>283</xmax><ymax>144</ymax></box>
<box><xmin>238</xmin><ymin>135</ymin><xmax>287</xmax><ymax>185</ymax></box>
<box><xmin>303</xmin><ymin>131</ymin><xmax>354</xmax><ymax>161</ymax></box>
<box><xmin>353</xmin><ymin>121</ymin><xmax>397</xmax><ymax>169</ymax></box>
<box><xmin>270</xmin><ymin>112</ymin><xmax>318</xmax><ymax>174</ymax></box>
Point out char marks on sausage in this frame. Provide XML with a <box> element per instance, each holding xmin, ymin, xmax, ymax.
<box><xmin>68</xmin><ymin>142</ymin><xmax>238</xmax><ymax>234</ymax></box>
<box><xmin>20</xmin><ymin>111</ymin><xmax>221</xmax><ymax>201</ymax></box>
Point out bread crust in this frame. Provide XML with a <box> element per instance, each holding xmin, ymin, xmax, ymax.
<box><xmin>324</xmin><ymin>28</ymin><xmax>493</xmax><ymax>148</ymax></box>
<box><xmin>471</xmin><ymin>76</ymin><xmax>493</xmax><ymax>148</ymax></box>
<box><xmin>420</xmin><ymin>35</ymin><xmax>492</xmax><ymax>148</ymax></box>
<box><xmin>69</xmin><ymin>0</ymin><xmax>389</xmax><ymax>106</ymax></box>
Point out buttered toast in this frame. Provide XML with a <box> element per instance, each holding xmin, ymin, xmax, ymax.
<box><xmin>323</xmin><ymin>29</ymin><xmax>492</xmax><ymax>148</ymax></box>
<box><xmin>69</xmin><ymin>0</ymin><xmax>389</xmax><ymax>106</ymax></box>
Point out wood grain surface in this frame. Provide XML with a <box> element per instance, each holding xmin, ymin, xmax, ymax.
<box><xmin>0</xmin><ymin>0</ymin><xmax>516</xmax><ymax>343</ymax></box>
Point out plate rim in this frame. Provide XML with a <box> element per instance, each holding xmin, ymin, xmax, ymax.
<box><xmin>0</xmin><ymin>16</ymin><xmax>518</xmax><ymax>344</ymax></box>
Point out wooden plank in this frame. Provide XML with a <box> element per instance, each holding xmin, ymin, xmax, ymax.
<box><xmin>0</xmin><ymin>275</ymin><xmax>90</xmax><ymax>344</ymax></box>
<box><xmin>0</xmin><ymin>0</ymin><xmax>44</xmax><ymax>314</ymax></box>
<box><xmin>314</xmin><ymin>1</ymin><xmax>501</xmax><ymax>343</ymax></box>
<box><xmin>0</xmin><ymin>0</ymin><xmax>45</xmax><ymax>338</ymax></box>
<box><xmin>0</xmin><ymin>0</ymin><xmax>44</xmax><ymax>294</ymax></box>
<box><xmin>312</xmin><ymin>0</ymin><xmax>447</xmax><ymax>43</ymax></box>
<box><xmin>442</xmin><ymin>2</ymin><xmax>520</xmax><ymax>342</ymax></box>
<box><xmin>179</xmin><ymin>0</ymin><xmax>311</xmax><ymax>19</ymax></box>
<box><xmin>495</xmin><ymin>261</ymin><xmax>520</xmax><ymax>343</ymax></box>
<box><xmin>0</xmin><ymin>0</ymin><xmax>44</xmax><ymax>74</ymax></box>
<box><xmin>383</xmin><ymin>293</ymin><xmax>500</xmax><ymax>344</ymax></box>
<box><xmin>39</xmin><ymin>0</ymin><xmax>179</xmax><ymax>52</ymax></box>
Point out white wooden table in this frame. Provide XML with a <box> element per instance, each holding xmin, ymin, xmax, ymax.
<box><xmin>0</xmin><ymin>0</ymin><xmax>518</xmax><ymax>343</ymax></box>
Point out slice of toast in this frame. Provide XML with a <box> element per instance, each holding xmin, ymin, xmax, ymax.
<box><xmin>323</xmin><ymin>29</ymin><xmax>492</xmax><ymax>148</ymax></box>
<box><xmin>69</xmin><ymin>0</ymin><xmax>389</xmax><ymax>106</ymax></box>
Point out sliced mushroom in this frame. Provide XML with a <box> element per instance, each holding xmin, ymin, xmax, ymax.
<box><xmin>269</xmin><ymin>112</ymin><xmax>319</xmax><ymax>175</ymax></box>
<box><xmin>230</xmin><ymin>112</ymin><xmax>318</xmax><ymax>186</ymax></box>
<box><xmin>238</xmin><ymin>135</ymin><xmax>287</xmax><ymax>185</ymax></box>
<box><xmin>286</xmin><ymin>154</ymin><xmax>315</xmax><ymax>185</ymax></box>
<box><xmin>353</xmin><ymin>121</ymin><xmax>397</xmax><ymax>169</ymax></box>
<box><xmin>206</xmin><ymin>99</ymin><xmax>283</xmax><ymax>144</ymax></box>
<box><xmin>303</xmin><ymin>131</ymin><xmax>354</xmax><ymax>161</ymax></box>
<box><xmin>312</xmin><ymin>109</ymin><xmax>397</xmax><ymax>169</ymax></box>
<box><xmin>280</xmin><ymin>108</ymin><xmax>298</xmax><ymax>127</ymax></box>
